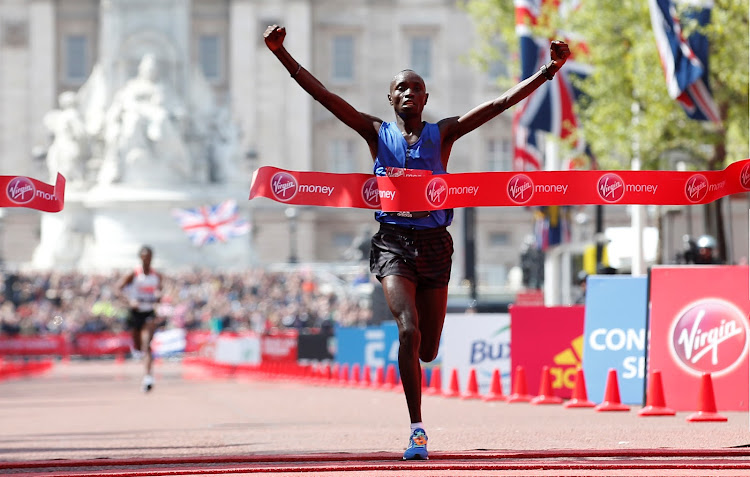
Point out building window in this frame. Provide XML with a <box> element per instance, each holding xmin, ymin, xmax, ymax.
<box><xmin>333</xmin><ymin>232</ymin><xmax>354</xmax><ymax>249</ymax></box>
<box><xmin>330</xmin><ymin>139</ymin><xmax>357</xmax><ymax>173</ymax></box>
<box><xmin>410</xmin><ymin>36</ymin><xmax>432</xmax><ymax>80</ymax></box>
<box><xmin>489</xmin><ymin>231</ymin><xmax>511</xmax><ymax>247</ymax></box>
<box><xmin>487</xmin><ymin>39</ymin><xmax>509</xmax><ymax>81</ymax></box>
<box><xmin>199</xmin><ymin>34</ymin><xmax>221</xmax><ymax>81</ymax></box>
<box><xmin>487</xmin><ymin>139</ymin><xmax>512</xmax><ymax>171</ymax></box>
<box><xmin>65</xmin><ymin>35</ymin><xmax>88</xmax><ymax>82</ymax></box>
<box><xmin>332</xmin><ymin>35</ymin><xmax>354</xmax><ymax>82</ymax></box>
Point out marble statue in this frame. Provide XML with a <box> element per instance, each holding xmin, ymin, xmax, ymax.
<box><xmin>43</xmin><ymin>91</ymin><xmax>90</xmax><ymax>183</ymax></box>
<box><xmin>208</xmin><ymin>105</ymin><xmax>242</xmax><ymax>183</ymax></box>
<box><xmin>32</xmin><ymin>1</ymin><xmax>252</xmax><ymax>270</ymax></box>
<box><xmin>97</xmin><ymin>54</ymin><xmax>191</xmax><ymax>186</ymax></box>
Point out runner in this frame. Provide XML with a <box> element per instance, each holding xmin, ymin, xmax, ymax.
<box><xmin>118</xmin><ymin>245</ymin><xmax>163</xmax><ymax>392</ymax></box>
<box><xmin>264</xmin><ymin>24</ymin><xmax>569</xmax><ymax>459</ymax></box>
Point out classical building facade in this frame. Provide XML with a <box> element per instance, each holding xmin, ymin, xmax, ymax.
<box><xmin>0</xmin><ymin>0</ymin><xmax>746</xmax><ymax>296</ymax></box>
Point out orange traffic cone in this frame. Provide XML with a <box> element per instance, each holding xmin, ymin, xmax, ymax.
<box><xmin>483</xmin><ymin>368</ymin><xmax>506</xmax><ymax>402</ymax></box>
<box><xmin>531</xmin><ymin>366</ymin><xmax>563</xmax><ymax>405</ymax></box>
<box><xmin>382</xmin><ymin>364</ymin><xmax>397</xmax><ymax>390</ymax></box>
<box><xmin>115</xmin><ymin>352</ymin><xmax>125</xmax><ymax>364</ymax></box>
<box><xmin>425</xmin><ymin>367</ymin><xmax>442</xmax><ymax>395</ymax></box>
<box><xmin>322</xmin><ymin>363</ymin><xmax>333</xmax><ymax>384</ymax></box>
<box><xmin>360</xmin><ymin>365</ymin><xmax>372</xmax><ymax>388</ymax></box>
<box><xmin>507</xmin><ymin>366</ymin><xmax>532</xmax><ymax>403</ymax></box>
<box><xmin>686</xmin><ymin>373</ymin><xmax>727</xmax><ymax>422</ymax></box>
<box><xmin>443</xmin><ymin>368</ymin><xmax>461</xmax><ymax>398</ymax></box>
<box><xmin>563</xmin><ymin>367</ymin><xmax>595</xmax><ymax>408</ymax></box>
<box><xmin>594</xmin><ymin>368</ymin><xmax>630</xmax><ymax>412</ymax></box>
<box><xmin>339</xmin><ymin>363</ymin><xmax>350</xmax><ymax>386</ymax></box>
<box><xmin>374</xmin><ymin>365</ymin><xmax>385</xmax><ymax>388</ymax></box>
<box><xmin>639</xmin><ymin>370</ymin><xmax>676</xmax><ymax>416</ymax></box>
<box><xmin>330</xmin><ymin>363</ymin><xmax>340</xmax><ymax>386</ymax></box>
<box><xmin>303</xmin><ymin>364</ymin><xmax>315</xmax><ymax>382</ymax></box>
<box><xmin>461</xmin><ymin>368</ymin><xmax>481</xmax><ymax>400</ymax></box>
<box><xmin>349</xmin><ymin>363</ymin><xmax>361</xmax><ymax>387</ymax></box>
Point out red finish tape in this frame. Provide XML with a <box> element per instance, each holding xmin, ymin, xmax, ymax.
<box><xmin>250</xmin><ymin>159</ymin><xmax>750</xmax><ymax>211</ymax></box>
<box><xmin>0</xmin><ymin>173</ymin><xmax>65</xmax><ymax>212</ymax></box>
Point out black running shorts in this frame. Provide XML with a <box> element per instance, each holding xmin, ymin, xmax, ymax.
<box><xmin>369</xmin><ymin>222</ymin><xmax>453</xmax><ymax>288</ymax></box>
<box><xmin>128</xmin><ymin>309</ymin><xmax>157</xmax><ymax>330</ymax></box>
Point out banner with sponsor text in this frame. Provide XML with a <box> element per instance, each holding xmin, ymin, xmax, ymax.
<box><xmin>0</xmin><ymin>330</ymin><xmax>212</xmax><ymax>357</ymax></box>
<box><xmin>335</xmin><ymin>322</ymin><xmax>400</xmax><ymax>383</ymax></box>
<box><xmin>261</xmin><ymin>329</ymin><xmax>299</xmax><ymax>363</ymax></box>
<box><xmin>509</xmin><ymin>305</ymin><xmax>585</xmax><ymax>399</ymax></box>
<box><xmin>0</xmin><ymin>173</ymin><xmax>65</xmax><ymax>212</ymax></box>
<box><xmin>249</xmin><ymin>159</ymin><xmax>750</xmax><ymax>210</ymax></box>
<box><xmin>0</xmin><ymin>335</ymin><xmax>68</xmax><ymax>356</ymax></box>
<box><xmin>648</xmin><ymin>266</ymin><xmax>749</xmax><ymax>411</ymax></box>
<box><xmin>582</xmin><ymin>276</ymin><xmax>648</xmax><ymax>405</ymax></box>
<box><xmin>439</xmin><ymin>313</ymin><xmax>511</xmax><ymax>396</ymax></box>
<box><xmin>213</xmin><ymin>332</ymin><xmax>261</xmax><ymax>365</ymax></box>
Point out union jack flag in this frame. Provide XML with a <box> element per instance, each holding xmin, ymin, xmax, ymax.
<box><xmin>513</xmin><ymin>117</ymin><xmax>543</xmax><ymax>171</ymax></box>
<box><xmin>171</xmin><ymin>200</ymin><xmax>250</xmax><ymax>247</ymax></box>
<box><xmin>513</xmin><ymin>0</ymin><xmax>592</xmax><ymax>172</ymax></box>
<box><xmin>648</xmin><ymin>0</ymin><xmax>721</xmax><ymax>124</ymax></box>
<box><xmin>534</xmin><ymin>206</ymin><xmax>571</xmax><ymax>251</ymax></box>
<box><xmin>514</xmin><ymin>0</ymin><xmax>588</xmax><ymax>250</ymax></box>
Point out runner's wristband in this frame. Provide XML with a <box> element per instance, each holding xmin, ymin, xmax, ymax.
<box><xmin>540</xmin><ymin>64</ymin><xmax>555</xmax><ymax>81</ymax></box>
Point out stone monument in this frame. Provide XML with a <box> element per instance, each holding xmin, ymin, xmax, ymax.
<box><xmin>32</xmin><ymin>0</ymin><xmax>250</xmax><ymax>270</ymax></box>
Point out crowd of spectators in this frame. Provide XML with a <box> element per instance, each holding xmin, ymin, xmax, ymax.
<box><xmin>0</xmin><ymin>267</ymin><xmax>377</xmax><ymax>337</ymax></box>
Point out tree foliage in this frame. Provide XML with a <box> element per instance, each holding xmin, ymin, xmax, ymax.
<box><xmin>464</xmin><ymin>0</ymin><xmax>749</xmax><ymax>171</ymax></box>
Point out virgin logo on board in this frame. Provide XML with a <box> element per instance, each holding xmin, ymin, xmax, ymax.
<box><xmin>669</xmin><ymin>299</ymin><xmax>748</xmax><ymax>377</ymax></box>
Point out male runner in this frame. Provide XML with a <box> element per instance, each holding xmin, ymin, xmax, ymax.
<box><xmin>118</xmin><ymin>245</ymin><xmax>163</xmax><ymax>392</ymax></box>
<box><xmin>264</xmin><ymin>24</ymin><xmax>569</xmax><ymax>459</ymax></box>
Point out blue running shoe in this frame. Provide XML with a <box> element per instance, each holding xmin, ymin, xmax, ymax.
<box><xmin>403</xmin><ymin>428</ymin><xmax>428</xmax><ymax>460</ymax></box>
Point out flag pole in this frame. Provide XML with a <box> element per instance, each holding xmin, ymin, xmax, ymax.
<box><xmin>543</xmin><ymin>134</ymin><xmax>562</xmax><ymax>305</ymax></box>
<box><xmin>631</xmin><ymin>102</ymin><xmax>646</xmax><ymax>276</ymax></box>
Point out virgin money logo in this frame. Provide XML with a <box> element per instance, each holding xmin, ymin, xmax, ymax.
<box><xmin>425</xmin><ymin>177</ymin><xmax>448</xmax><ymax>208</ymax></box>
<box><xmin>740</xmin><ymin>163</ymin><xmax>750</xmax><ymax>190</ymax></box>
<box><xmin>270</xmin><ymin>172</ymin><xmax>298</xmax><ymax>202</ymax></box>
<box><xmin>685</xmin><ymin>174</ymin><xmax>708</xmax><ymax>203</ymax></box>
<box><xmin>7</xmin><ymin>177</ymin><xmax>36</xmax><ymax>204</ymax></box>
<box><xmin>597</xmin><ymin>173</ymin><xmax>625</xmax><ymax>203</ymax></box>
<box><xmin>361</xmin><ymin>177</ymin><xmax>380</xmax><ymax>208</ymax></box>
<box><xmin>507</xmin><ymin>174</ymin><xmax>533</xmax><ymax>204</ymax></box>
<box><xmin>669</xmin><ymin>299</ymin><xmax>748</xmax><ymax>377</ymax></box>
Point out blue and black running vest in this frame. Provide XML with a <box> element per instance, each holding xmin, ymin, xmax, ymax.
<box><xmin>373</xmin><ymin>121</ymin><xmax>454</xmax><ymax>229</ymax></box>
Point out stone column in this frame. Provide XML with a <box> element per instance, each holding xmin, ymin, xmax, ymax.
<box><xmin>284</xmin><ymin>0</ymin><xmax>312</xmax><ymax>173</ymax></box>
<box><xmin>0</xmin><ymin>12</ymin><xmax>31</xmax><ymax>175</ymax></box>
<box><xmin>229</xmin><ymin>0</ymin><xmax>257</xmax><ymax>161</ymax></box>
<box><xmin>29</xmin><ymin>0</ymin><xmax>57</xmax><ymax>163</ymax></box>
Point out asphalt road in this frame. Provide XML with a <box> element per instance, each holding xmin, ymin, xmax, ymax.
<box><xmin>1</xmin><ymin>359</ymin><xmax>749</xmax><ymax>476</ymax></box>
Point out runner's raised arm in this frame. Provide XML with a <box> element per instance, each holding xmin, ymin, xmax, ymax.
<box><xmin>264</xmin><ymin>25</ymin><xmax>381</xmax><ymax>156</ymax></box>
<box><xmin>439</xmin><ymin>40</ymin><xmax>570</xmax><ymax>146</ymax></box>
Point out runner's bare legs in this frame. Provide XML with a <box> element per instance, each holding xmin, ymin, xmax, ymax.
<box><xmin>144</xmin><ymin>322</ymin><xmax>158</xmax><ymax>377</ymax></box>
<box><xmin>382</xmin><ymin>276</ymin><xmax>447</xmax><ymax>423</ymax></box>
